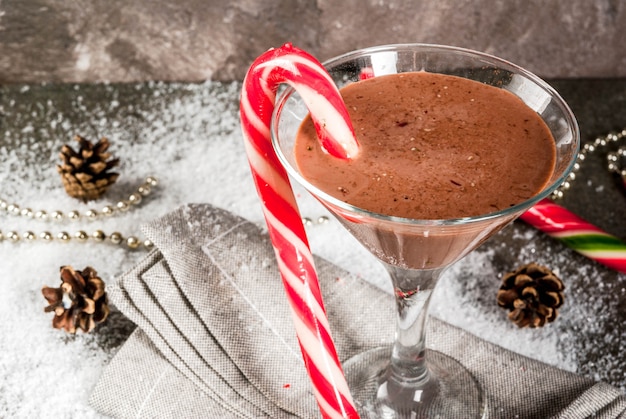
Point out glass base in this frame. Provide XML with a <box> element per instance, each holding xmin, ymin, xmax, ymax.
<box><xmin>344</xmin><ymin>347</ymin><xmax>487</xmax><ymax>418</ymax></box>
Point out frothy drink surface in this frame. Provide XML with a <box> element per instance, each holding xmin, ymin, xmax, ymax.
<box><xmin>295</xmin><ymin>72</ymin><xmax>556</xmax><ymax>220</ymax></box>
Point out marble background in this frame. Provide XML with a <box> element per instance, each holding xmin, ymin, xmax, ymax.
<box><xmin>1</xmin><ymin>0</ymin><xmax>625</xmax><ymax>83</ymax></box>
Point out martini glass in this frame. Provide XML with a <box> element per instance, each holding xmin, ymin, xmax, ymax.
<box><xmin>271</xmin><ymin>44</ymin><xmax>579</xmax><ymax>418</ymax></box>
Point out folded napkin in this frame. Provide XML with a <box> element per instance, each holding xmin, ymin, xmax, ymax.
<box><xmin>90</xmin><ymin>204</ymin><xmax>626</xmax><ymax>418</ymax></box>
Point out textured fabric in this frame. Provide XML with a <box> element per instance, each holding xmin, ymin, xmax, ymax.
<box><xmin>90</xmin><ymin>204</ymin><xmax>626</xmax><ymax>418</ymax></box>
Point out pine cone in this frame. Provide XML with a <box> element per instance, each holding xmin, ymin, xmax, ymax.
<box><xmin>57</xmin><ymin>135</ymin><xmax>120</xmax><ymax>202</ymax></box>
<box><xmin>41</xmin><ymin>266</ymin><xmax>109</xmax><ymax>333</ymax></box>
<box><xmin>496</xmin><ymin>263</ymin><xmax>564</xmax><ymax>328</ymax></box>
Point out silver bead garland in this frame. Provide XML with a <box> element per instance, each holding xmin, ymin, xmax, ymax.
<box><xmin>0</xmin><ymin>176</ymin><xmax>158</xmax><ymax>251</ymax></box>
<box><xmin>607</xmin><ymin>146</ymin><xmax>626</xmax><ymax>179</ymax></box>
<box><xmin>0</xmin><ymin>176</ymin><xmax>158</xmax><ymax>222</ymax></box>
<box><xmin>0</xmin><ymin>228</ymin><xmax>154</xmax><ymax>250</ymax></box>
<box><xmin>302</xmin><ymin>215</ymin><xmax>330</xmax><ymax>226</ymax></box>
<box><xmin>551</xmin><ymin>128</ymin><xmax>626</xmax><ymax>200</ymax></box>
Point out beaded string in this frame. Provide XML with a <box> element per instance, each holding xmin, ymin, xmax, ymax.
<box><xmin>551</xmin><ymin>128</ymin><xmax>626</xmax><ymax>200</ymax></box>
<box><xmin>0</xmin><ymin>176</ymin><xmax>158</xmax><ymax>250</ymax></box>
<box><xmin>608</xmin><ymin>145</ymin><xmax>626</xmax><ymax>187</ymax></box>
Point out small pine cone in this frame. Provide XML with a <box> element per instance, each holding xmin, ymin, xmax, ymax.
<box><xmin>41</xmin><ymin>266</ymin><xmax>110</xmax><ymax>333</ymax></box>
<box><xmin>57</xmin><ymin>135</ymin><xmax>120</xmax><ymax>202</ymax></box>
<box><xmin>496</xmin><ymin>263</ymin><xmax>564</xmax><ymax>328</ymax></box>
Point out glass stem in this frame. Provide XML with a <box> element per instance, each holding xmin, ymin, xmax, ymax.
<box><xmin>384</xmin><ymin>263</ymin><xmax>446</xmax><ymax>387</ymax></box>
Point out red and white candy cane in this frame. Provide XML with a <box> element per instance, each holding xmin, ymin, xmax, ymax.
<box><xmin>240</xmin><ymin>43</ymin><xmax>360</xmax><ymax>418</ymax></box>
<box><xmin>520</xmin><ymin>198</ymin><xmax>626</xmax><ymax>274</ymax></box>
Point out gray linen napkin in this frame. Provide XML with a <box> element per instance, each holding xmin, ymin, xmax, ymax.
<box><xmin>90</xmin><ymin>203</ymin><xmax>626</xmax><ymax>418</ymax></box>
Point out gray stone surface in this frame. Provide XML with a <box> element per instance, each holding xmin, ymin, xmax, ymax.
<box><xmin>1</xmin><ymin>0</ymin><xmax>625</xmax><ymax>83</ymax></box>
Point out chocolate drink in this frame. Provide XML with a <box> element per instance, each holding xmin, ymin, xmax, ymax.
<box><xmin>294</xmin><ymin>72</ymin><xmax>557</xmax><ymax>269</ymax></box>
<box><xmin>295</xmin><ymin>72</ymin><xmax>556</xmax><ymax>220</ymax></box>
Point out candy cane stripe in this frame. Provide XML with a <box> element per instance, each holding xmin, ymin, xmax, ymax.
<box><xmin>559</xmin><ymin>234</ymin><xmax>626</xmax><ymax>251</ymax></box>
<box><xmin>291</xmin><ymin>313</ymin><xmax>353</xmax><ymax>398</ymax></box>
<box><xmin>240</xmin><ymin>43</ymin><xmax>360</xmax><ymax>417</ymax></box>
<box><xmin>278</xmin><ymin>258</ymin><xmax>332</xmax><ymax>336</ymax></box>
<box><xmin>265</xmin><ymin>209</ymin><xmax>318</xmax><ymax>275</ymax></box>
<box><xmin>521</xmin><ymin>198</ymin><xmax>626</xmax><ymax>273</ymax></box>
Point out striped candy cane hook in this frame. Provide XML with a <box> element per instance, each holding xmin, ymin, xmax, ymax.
<box><xmin>240</xmin><ymin>43</ymin><xmax>360</xmax><ymax>418</ymax></box>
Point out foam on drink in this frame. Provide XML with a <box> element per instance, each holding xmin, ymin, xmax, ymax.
<box><xmin>295</xmin><ymin>72</ymin><xmax>556</xmax><ymax>220</ymax></box>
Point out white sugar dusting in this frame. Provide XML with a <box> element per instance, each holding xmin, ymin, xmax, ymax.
<box><xmin>0</xmin><ymin>81</ymin><xmax>623</xmax><ymax>417</ymax></box>
<box><xmin>0</xmin><ymin>81</ymin><xmax>263</xmax><ymax>418</ymax></box>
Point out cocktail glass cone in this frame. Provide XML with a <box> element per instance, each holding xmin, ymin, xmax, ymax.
<box><xmin>271</xmin><ymin>44</ymin><xmax>579</xmax><ymax>418</ymax></box>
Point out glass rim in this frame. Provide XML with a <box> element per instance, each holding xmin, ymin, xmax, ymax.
<box><xmin>271</xmin><ymin>42</ymin><xmax>580</xmax><ymax>227</ymax></box>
